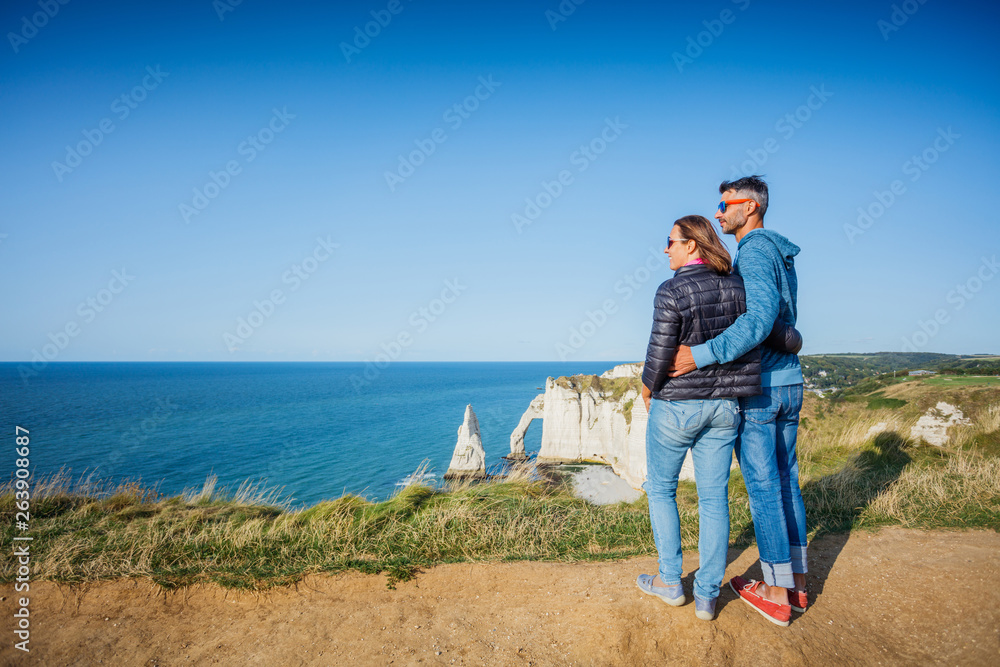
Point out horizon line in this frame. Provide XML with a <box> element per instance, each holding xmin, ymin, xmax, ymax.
<box><xmin>1</xmin><ymin>352</ymin><xmax>998</xmax><ymax>364</ymax></box>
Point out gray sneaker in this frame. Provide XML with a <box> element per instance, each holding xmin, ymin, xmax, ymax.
<box><xmin>636</xmin><ymin>574</ymin><xmax>685</xmax><ymax>606</ymax></box>
<box><xmin>695</xmin><ymin>596</ymin><xmax>717</xmax><ymax>621</ymax></box>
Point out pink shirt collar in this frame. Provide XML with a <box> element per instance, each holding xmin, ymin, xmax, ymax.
<box><xmin>684</xmin><ymin>258</ymin><xmax>707</xmax><ymax>266</ymax></box>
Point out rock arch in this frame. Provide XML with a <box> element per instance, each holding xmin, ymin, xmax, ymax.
<box><xmin>508</xmin><ymin>394</ymin><xmax>544</xmax><ymax>459</ymax></box>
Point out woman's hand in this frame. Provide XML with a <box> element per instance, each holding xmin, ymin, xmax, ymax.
<box><xmin>642</xmin><ymin>384</ymin><xmax>652</xmax><ymax>413</ymax></box>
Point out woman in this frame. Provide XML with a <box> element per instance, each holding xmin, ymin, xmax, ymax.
<box><xmin>636</xmin><ymin>215</ymin><xmax>761</xmax><ymax>621</ymax></box>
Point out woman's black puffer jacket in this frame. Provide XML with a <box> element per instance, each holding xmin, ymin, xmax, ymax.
<box><xmin>642</xmin><ymin>264</ymin><xmax>761</xmax><ymax>400</ymax></box>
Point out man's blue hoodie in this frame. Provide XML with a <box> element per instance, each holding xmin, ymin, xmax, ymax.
<box><xmin>689</xmin><ymin>228</ymin><xmax>803</xmax><ymax>387</ymax></box>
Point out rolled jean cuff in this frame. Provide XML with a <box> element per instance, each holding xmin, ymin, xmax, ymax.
<box><xmin>761</xmin><ymin>560</ymin><xmax>794</xmax><ymax>589</ymax></box>
<box><xmin>790</xmin><ymin>545</ymin><xmax>808</xmax><ymax>574</ymax></box>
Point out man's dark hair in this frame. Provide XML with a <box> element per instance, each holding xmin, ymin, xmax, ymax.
<box><xmin>720</xmin><ymin>175</ymin><xmax>768</xmax><ymax>218</ymax></box>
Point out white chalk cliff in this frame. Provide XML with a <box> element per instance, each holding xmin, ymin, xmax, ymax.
<box><xmin>535</xmin><ymin>370</ymin><xmax>649</xmax><ymax>489</ymax></box>
<box><xmin>600</xmin><ymin>363</ymin><xmax>644</xmax><ymax>380</ymax></box>
<box><xmin>508</xmin><ymin>363</ymin><xmax>648</xmax><ymax>488</ymax></box>
<box><xmin>446</xmin><ymin>404</ymin><xmax>487</xmax><ymax>479</ymax></box>
<box><xmin>510</xmin><ymin>362</ymin><xmax>734</xmax><ymax>489</ymax></box>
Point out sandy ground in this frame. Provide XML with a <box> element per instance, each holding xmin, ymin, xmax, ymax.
<box><xmin>2</xmin><ymin>528</ymin><xmax>998</xmax><ymax>666</ymax></box>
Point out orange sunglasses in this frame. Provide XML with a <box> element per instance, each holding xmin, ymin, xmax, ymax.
<box><xmin>717</xmin><ymin>198</ymin><xmax>757</xmax><ymax>213</ymax></box>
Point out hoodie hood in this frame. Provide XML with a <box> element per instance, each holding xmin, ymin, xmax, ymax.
<box><xmin>740</xmin><ymin>228</ymin><xmax>800</xmax><ymax>270</ymax></box>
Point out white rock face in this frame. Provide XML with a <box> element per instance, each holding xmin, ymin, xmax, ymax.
<box><xmin>910</xmin><ymin>402</ymin><xmax>971</xmax><ymax>446</ymax></box>
<box><xmin>446</xmin><ymin>404</ymin><xmax>487</xmax><ymax>478</ymax></box>
<box><xmin>600</xmin><ymin>363</ymin><xmax>643</xmax><ymax>380</ymax></box>
<box><xmin>534</xmin><ymin>374</ymin><xmax>648</xmax><ymax>489</ymax></box>
<box><xmin>519</xmin><ymin>368</ymin><xmax>736</xmax><ymax>490</ymax></box>
<box><xmin>509</xmin><ymin>394</ymin><xmax>544</xmax><ymax>459</ymax></box>
<box><xmin>624</xmin><ymin>392</ymin><xmax>650</xmax><ymax>486</ymax></box>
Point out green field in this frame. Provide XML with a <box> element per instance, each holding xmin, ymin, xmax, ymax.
<box><xmin>923</xmin><ymin>376</ymin><xmax>1000</xmax><ymax>387</ymax></box>
<box><xmin>801</xmin><ymin>353</ymin><xmax>1000</xmax><ymax>391</ymax></box>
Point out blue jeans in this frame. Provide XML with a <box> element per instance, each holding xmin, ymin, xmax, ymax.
<box><xmin>736</xmin><ymin>384</ymin><xmax>808</xmax><ymax>588</ymax></box>
<box><xmin>644</xmin><ymin>398</ymin><xmax>739</xmax><ymax>601</ymax></box>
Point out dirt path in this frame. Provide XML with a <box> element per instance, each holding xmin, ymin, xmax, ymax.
<box><xmin>2</xmin><ymin>527</ymin><xmax>998</xmax><ymax>666</ymax></box>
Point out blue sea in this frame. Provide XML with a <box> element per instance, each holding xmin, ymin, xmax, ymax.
<box><xmin>0</xmin><ymin>362</ymin><xmax>623</xmax><ymax>507</ymax></box>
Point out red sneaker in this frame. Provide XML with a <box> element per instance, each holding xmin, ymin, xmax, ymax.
<box><xmin>788</xmin><ymin>589</ymin><xmax>808</xmax><ymax>613</ymax></box>
<box><xmin>729</xmin><ymin>576</ymin><xmax>791</xmax><ymax>627</ymax></box>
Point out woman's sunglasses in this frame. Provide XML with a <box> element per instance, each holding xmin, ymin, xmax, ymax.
<box><xmin>717</xmin><ymin>198</ymin><xmax>756</xmax><ymax>213</ymax></box>
<box><xmin>667</xmin><ymin>237</ymin><xmax>689</xmax><ymax>249</ymax></box>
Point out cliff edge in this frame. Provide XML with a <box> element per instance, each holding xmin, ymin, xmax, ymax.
<box><xmin>511</xmin><ymin>362</ymin><xmax>732</xmax><ymax>490</ymax></box>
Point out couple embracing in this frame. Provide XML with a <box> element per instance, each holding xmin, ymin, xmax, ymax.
<box><xmin>636</xmin><ymin>175</ymin><xmax>807</xmax><ymax>626</ymax></box>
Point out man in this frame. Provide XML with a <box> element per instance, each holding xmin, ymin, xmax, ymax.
<box><xmin>669</xmin><ymin>175</ymin><xmax>807</xmax><ymax>627</ymax></box>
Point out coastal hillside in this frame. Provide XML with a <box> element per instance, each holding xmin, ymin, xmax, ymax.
<box><xmin>1</xmin><ymin>368</ymin><xmax>998</xmax><ymax>663</ymax></box>
<box><xmin>800</xmin><ymin>352</ymin><xmax>1000</xmax><ymax>392</ymax></box>
<box><xmin>2</xmin><ymin>371</ymin><xmax>997</xmax><ymax>586</ymax></box>
<box><xmin>506</xmin><ymin>360</ymin><xmax>1000</xmax><ymax>495</ymax></box>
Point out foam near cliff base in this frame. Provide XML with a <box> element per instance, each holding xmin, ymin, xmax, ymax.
<box><xmin>566</xmin><ymin>464</ymin><xmax>642</xmax><ymax>505</ymax></box>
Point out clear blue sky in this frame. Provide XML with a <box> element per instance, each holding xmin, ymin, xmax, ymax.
<box><xmin>2</xmin><ymin>0</ymin><xmax>998</xmax><ymax>362</ymax></box>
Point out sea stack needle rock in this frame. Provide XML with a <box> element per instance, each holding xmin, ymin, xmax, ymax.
<box><xmin>445</xmin><ymin>404</ymin><xmax>488</xmax><ymax>480</ymax></box>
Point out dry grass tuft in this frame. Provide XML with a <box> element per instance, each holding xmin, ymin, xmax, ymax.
<box><xmin>863</xmin><ymin>451</ymin><xmax>1000</xmax><ymax>526</ymax></box>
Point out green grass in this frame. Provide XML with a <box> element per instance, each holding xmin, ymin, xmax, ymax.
<box><xmin>621</xmin><ymin>398</ymin><xmax>635</xmax><ymax>425</ymax></box>
<box><xmin>2</xmin><ymin>399</ymin><xmax>999</xmax><ymax>593</ymax></box>
<box><xmin>923</xmin><ymin>376</ymin><xmax>1000</xmax><ymax>387</ymax></box>
<box><xmin>0</xmin><ymin>470</ymin><xmax>659</xmax><ymax>590</ymax></box>
<box><xmin>555</xmin><ymin>374</ymin><xmax>641</xmax><ymax>403</ymax></box>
